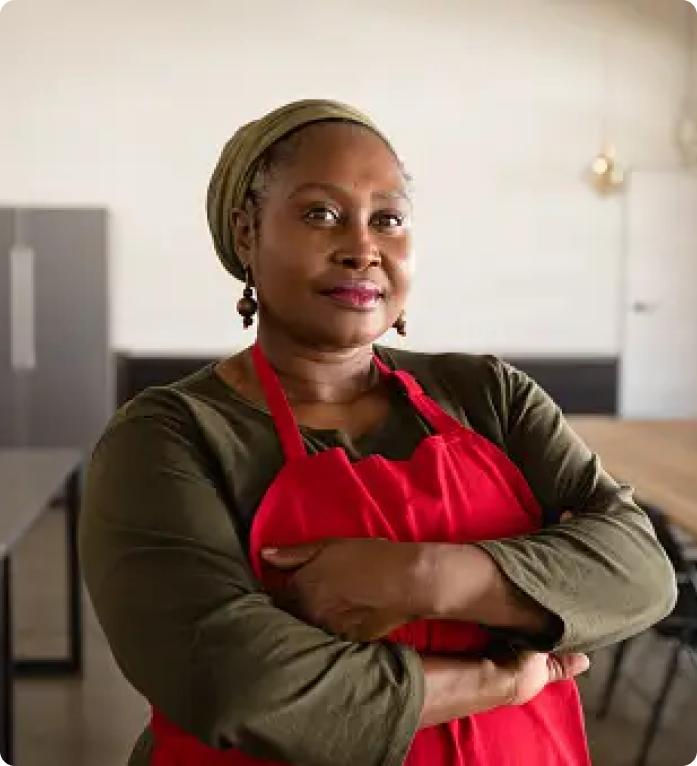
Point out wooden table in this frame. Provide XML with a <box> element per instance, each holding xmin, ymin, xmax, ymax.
<box><xmin>568</xmin><ymin>417</ymin><xmax>697</xmax><ymax>539</ymax></box>
<box><xmin>0</xmin><ymin>449</ymin><xmax>84</xmax><ymax>764</ymax></box>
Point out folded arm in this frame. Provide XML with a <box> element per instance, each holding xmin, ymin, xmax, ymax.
<box><xmin>437</xmin><ymin>358</ymin><xmax>677</xmax><ymax>653</ymax></box>
<box><xmin>80</xmin><ymin>401</ymin><xmax>556</xmax><ymax>765</ymax></box>
<box><xmin>79</xmin><ymin>410</ymin><xmax>427</xmax><ymax>766</ymax></box>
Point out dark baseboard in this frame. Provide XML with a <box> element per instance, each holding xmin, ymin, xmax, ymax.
<box><xmin>116</xmin><ymin>352</ymin><xmax>618</xmax><ymax>415</ymax></box>
<box><xmin>505</xmin><ymin>357</ymin><xmax>618</xmax><ymax>415</ymax></box>
<box><xmin>116</xmin><ymin>354</ymin><xmax>218</xmax><ymax>408</ymax></box>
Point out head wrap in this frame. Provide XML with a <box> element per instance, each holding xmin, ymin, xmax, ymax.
<box><xmin>206</xmin><ymin>98</ymin><xmax>394</xmax><ymax>281</ymax></box>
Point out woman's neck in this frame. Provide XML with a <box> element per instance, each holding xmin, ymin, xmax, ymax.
<box><xmin>250</xmin><ymin>328</ymin><xmax>379</xmax><ymax>406</ymax></box>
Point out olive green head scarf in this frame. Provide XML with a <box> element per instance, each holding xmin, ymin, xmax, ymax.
<box><xmin>206</xmin><ymin>98</ymin><xmax>395</xmax><ymax>281</ymax></box>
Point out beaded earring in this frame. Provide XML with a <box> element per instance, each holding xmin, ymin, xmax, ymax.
<box><xmin>393</xmin><ymin>311</ymin><xmax>407</xmax><ymax>337</ymax></box>
<box><xmin>237</xmin><ymin>267</ymin><xmax>258</xmax><ymax>329</ymax></box>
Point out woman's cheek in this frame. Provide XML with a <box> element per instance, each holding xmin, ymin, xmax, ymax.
<box><xmin>405</xmin><ymin>249</ymin><xmax>416</xmax><ymax>278</ymax></box>
<box><xmin>397</xmin><ymin>232</ymin><xmax>415</xmax><ymax>271</ymax></box>
<box><xmin>396</xmin><ymin>244</ymin><xmax>416</xmax><ymax>282</ymax></box>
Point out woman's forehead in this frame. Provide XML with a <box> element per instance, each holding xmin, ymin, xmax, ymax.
<box><xmin>271</xmin><ymin>122</ymin><xmax>407</xmax><ymax>194</ymax></box>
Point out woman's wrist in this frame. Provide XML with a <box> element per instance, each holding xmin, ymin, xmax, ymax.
<box><xmin>411</xmin><ymin>543</ymin><xmax>554</xmax><ymax>635</ymax></box>
<box><xmin>418</xmin><ymin>655</ymin><xmax>513</xmax><ymax>729</ymax></box>
<box><xmin>410</xmin><ymin>543</ymin><xmax>487</xmax><ymax>620</ymax></box>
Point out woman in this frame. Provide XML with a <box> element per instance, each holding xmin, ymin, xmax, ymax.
<box><xmin>79</xmin><ymin>99</ymin><xmax>677</xmax><ymax>766</ymax></box>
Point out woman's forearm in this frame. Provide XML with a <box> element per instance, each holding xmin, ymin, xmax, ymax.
<box><xmin>419</xmin><ymin>650</ymin><xmax>592</xmax><ymax>729</ymax></box>
<box><xmin>419</xmin><ymin>655</ymin><xmax>512</xmax><ymax>728</ymax></box>
<box><xmin>414</xmin><ymin>543</ymin><xmax>559</xmax><ymax>638</ymax></box>
<box><xmin>474</xmin><ymin>504</ymin><xmax>677</xmax><ymax>653</ymax></box>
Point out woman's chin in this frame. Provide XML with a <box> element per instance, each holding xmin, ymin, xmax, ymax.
<box><xmin>309</xmin><ymin>317</ymin><xmax>390</xmax><ymax>350</ymax></box>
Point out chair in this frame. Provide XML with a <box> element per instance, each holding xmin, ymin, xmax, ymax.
<box><xmin>597</xmin><ymin>506</ymin><xmax>697</xmax><ymax>766</ymax></box>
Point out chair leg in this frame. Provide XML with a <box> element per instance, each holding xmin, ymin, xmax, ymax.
<box><xmin>598</xmin><ymin>640</ymin><xmax>630</xmax><ymax>719</ymax></box>
<box><xmin>634</xmin><ymin>638</ymin><xmax>682</xmax><ymax>766</ymax></box>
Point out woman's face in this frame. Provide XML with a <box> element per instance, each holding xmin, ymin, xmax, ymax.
<box><xmin>240</xmin><ymin>122</ymin><xmax>413</xmax><ymax>351</ymax></box>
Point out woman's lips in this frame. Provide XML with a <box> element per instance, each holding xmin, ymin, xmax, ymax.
<box><xmin>322</xmin><ymin>286</ymin><xmax>383</xmax><ymax>310</ymax></box>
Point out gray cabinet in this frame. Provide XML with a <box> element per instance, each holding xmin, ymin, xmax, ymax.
<box><xmin>0</xmin><ymin>210</ymin><xmax>14</xmax><ymax>446</ymax></box>
<box><xmin>0</xmin><ymin>208</ymin><xmax>113</xmax><ymax>450</ymax></box>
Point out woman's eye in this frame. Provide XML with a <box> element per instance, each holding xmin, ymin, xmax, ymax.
<box><xmin>304</xmin><ymin>207</ymin><xmax>339</xmax><ymax>224</ymax></box>
<box><xmin>372</xmin><ymin>212</ymin><xmax>406</xmax><ymax>230</ymax></box>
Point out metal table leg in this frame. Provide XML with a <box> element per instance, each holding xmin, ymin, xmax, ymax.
<box><xmin>66</xmin><ymin>467</ymin><xmax>83</xmax><ymax>675</ymax></box>
<box><xmin>14</xmin><ymin>467</ymin><xmax>83</xmax><ymax>678</ymax></box>
<box><xmin>0</xmin><ymin>558</ymin><xmax>14</xmax><ymax>765</ymax></box>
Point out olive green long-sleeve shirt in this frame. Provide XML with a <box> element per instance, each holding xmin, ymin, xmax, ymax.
<box><xmin>78</xmin><ymin>348</ymin><xmax>677</xmax><ymax>766</ymax></box>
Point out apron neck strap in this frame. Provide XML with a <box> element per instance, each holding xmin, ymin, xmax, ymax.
<box><xmin>252</xmin><ymin>343</ymin><xmax>307</xmax><ymax>461</ymax></box>
<box><xmin>252</xmin><ymin>343</ymin><xmax>462</xmax><ymax>462</ymax></box>
<box><xmin>373</xmin><ymin>354</ymin><xmax>463</xmax><ymax>435</ymax></box>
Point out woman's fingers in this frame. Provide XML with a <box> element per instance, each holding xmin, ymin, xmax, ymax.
<box><xmin>546</xmin><ymin>653</ymin><xmax>590</xmax><ymax>682</ymax></box>
<box><xmin>261</xmin><ymin>541</ymin><xmax>327</xmax><ymax>568</ymax></box>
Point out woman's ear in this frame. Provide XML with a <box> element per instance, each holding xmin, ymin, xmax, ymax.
<box><xmin>230</xmin><ymin>207</ymin><xmax>255</xmax><ymax>264</ymax></box>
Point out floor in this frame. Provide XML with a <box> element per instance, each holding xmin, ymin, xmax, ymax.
<box><xmin>9</xmin><ymin>511</ymin><xmax>697</xmax><ymax>766</ymax></box>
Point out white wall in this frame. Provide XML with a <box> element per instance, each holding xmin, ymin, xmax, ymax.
<box><xmin>1</xmin><ymin>0</ymin><xmax>696</xmax><ymax>355</ymax></box>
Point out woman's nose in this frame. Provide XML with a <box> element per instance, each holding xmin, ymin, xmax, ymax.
<box><xmin>335</xmin><ymin>224</ymin><xmax>380</xmax><ymax>270</ymax></box>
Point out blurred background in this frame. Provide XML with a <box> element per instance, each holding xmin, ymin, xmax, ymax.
<box><xmin>0</xmin><ymin>0</ymin><xmax>696</xmax><ymax>764</ymax></box>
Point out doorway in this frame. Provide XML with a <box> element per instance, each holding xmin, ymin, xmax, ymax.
<box><xmin>620</xmin><ymin>171</ymin><xmax>697</xmax><ymax>418</ymax></box>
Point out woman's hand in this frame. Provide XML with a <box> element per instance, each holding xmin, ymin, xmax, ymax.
<box><xmin>495</xmin><ymin>651</ymin><xmax>590</xmax><ymax>706</ymax></box>
<box><xmin>261</xmin><ymin>538</ymin><xmax>425</xmax><ymax>641</ymax></box>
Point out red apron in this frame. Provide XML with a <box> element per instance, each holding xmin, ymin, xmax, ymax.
<box><xmin>152</xmin><ymin>343</ymin><xmax>590</xmax><ymax>765</ymax></box>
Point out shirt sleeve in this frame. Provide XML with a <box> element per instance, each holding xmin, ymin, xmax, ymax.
<box><xmin>78</xmin><ymin>399</ymin><xmax>423</xmax><ymax>766</ymax></box>
<box><xmin>473</xmin><ymin>358</ymin><xmax>678</xmax><ymax>654</ymax></box>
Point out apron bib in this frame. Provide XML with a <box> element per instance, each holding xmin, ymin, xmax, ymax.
<box><xmin>151</xmin><ymin>344</ymin><xmax>590</xmax><ymax>765</ymax></box>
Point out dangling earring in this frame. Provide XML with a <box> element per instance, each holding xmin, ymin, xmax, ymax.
<box><xmin>237</xmin><ymin>267</ymin><xmax>258</xmax><ymax>329</ymax></box>
<box><xmin>393</xmin><ymin>311</ymin><xmax>407</xmax><ymax>337</ymax></box>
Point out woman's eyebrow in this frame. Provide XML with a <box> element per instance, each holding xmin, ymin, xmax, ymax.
<box><xmin>287</xmin><ymin>182</ymin><xmax>410</xmax><ymax>202</ymax></box>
